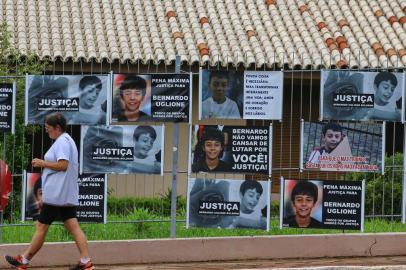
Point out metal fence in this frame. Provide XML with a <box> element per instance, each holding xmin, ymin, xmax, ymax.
<box><xmin>0</xmin><ymin>63</ymin><xmax>405</xmax><ymax>244</ymax></box>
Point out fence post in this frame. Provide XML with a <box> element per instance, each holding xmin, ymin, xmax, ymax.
<box><xmin>170</xmin><ymin>56</ymin><xmax>181</xmax><ymax>238</ymax></box>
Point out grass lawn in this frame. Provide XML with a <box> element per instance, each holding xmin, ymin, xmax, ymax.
<box><xmin>2</xmin><ymin>216</ymin><xmax>406</xmax><ymax>244</ymax></box>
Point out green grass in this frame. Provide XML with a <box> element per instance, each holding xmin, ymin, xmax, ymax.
<box><xmin>2</xmin><ymin>216</ymin><xmax>406</xmax><ymax>244</ymax></box>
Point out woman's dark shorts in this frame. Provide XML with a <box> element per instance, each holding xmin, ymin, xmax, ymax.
<box><xmin>38</xmin><ymin>203</ymin><xmax>77</xmax><ymax>225</ymax></box>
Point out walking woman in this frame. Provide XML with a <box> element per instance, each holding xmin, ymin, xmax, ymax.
<box><xmin>5</xmin><ymin>112</ymin><xmax>94</xmax><ymax>270</ymax></box>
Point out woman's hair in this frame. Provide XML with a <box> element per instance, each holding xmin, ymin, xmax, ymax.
<box><xmin>291</xmin><ymin>181</ymin><xmax>318</xmax><ymax>202</ymax></box>
<box><xmin>45</xmin><ymin>112</ymin><xmax>67</xmax><ymax>132</ymax></box>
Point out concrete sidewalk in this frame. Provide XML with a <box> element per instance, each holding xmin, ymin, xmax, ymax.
<box><xmin>24</xmin><ymin>256</ymin><xmax>406</xmax><ymax>269</ymax></box>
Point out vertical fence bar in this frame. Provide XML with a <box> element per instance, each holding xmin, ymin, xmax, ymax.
<box><xmin>170</xmin><ymin>56</ymin><xmax>181</xmax><ymax>238</ymax></box>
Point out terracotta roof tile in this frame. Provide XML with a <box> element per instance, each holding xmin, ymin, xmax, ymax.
<box><xmin>1</xmin><ymin>0</ymin><xmax>406</xmax><ymax>68</ymax></box>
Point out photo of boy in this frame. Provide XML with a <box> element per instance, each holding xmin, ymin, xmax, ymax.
<box><xmin>365</xmin><ymin>71</ymin><xmax>401</xmax><ymax>121</ymax></box>
<box><xmin>191</xmin><ymin>127</ymin><xmax>231</xmax><ymax>173</ymax></box>
<box><xmin>302</xmin><ymin>121</ymin><xmax>383</xmax><ymax>172</ymax></box>
<box><xmin>201</xmin><ymin>71</ymin><xmax>241</xmax><ymax>119</ymax></box>
<box><xmin>187</xmin><ymin>179</ymin><xmax>269</xmax><ymax>230</ymax></box>
<box><xmin>122</xmin><ymin>125</ymin><xmax>161</xmax><ymax>174</ymax></box>
<box><xmin>112</xmin><ymin>75</ymin><xmax>152</xmax><ymax>122</ymax></box>
<box><xmin>321</xmin><ymin>70</ymin><xmax>403</xmax><ymax>122</ymax></box>
<box><xmin>283</xmin><ymin>180</ymin><xmax>322</xmax><ymax>228</ymax></box>
<box><xmin>307</xmin><ymin>122</ymin><xmax>347</xmax><ymax>165</ymax></box>
<box><xmin>25</xmin><ymin>173</ymin><xmax>43</xmax><ymax>220</ymax></box>
<box><xmin>227</xmin><ymin>180</ymin><xmax>267</xmax><ymax>229</ymax></box>
<box><xmin>70</xmin><ymin>76</ymin><xmax>106</xmax><ymax>125</ymax></box>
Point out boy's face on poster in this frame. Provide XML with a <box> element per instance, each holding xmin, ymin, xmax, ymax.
<box><xmin>209</xmin><ymin>76</ymin><xmax>228</xmax><ymax>103</ymax></box>
<box><xmin>374</xmin><ymin>80</ymin><xmax>396</xmax><ymax>105</ymax></box>
<box><xmin>240</xmin><ymin>188</ymin><xmax>261</xmax><ymax>213</ymax></box>
<box><xmin>134</xmin><ymin>133</ymin><xmax>154</xmax><ymax>159</ymax></box>
<box><xmin>323</xmin><ymin>129</ymin><xmax>343</xmax><ymax>152</ymax></box>
<box><xmin>121</xmin><ymin>88</ymin><xmax>144</xmax><ymax>112</ymax></box>
<box><xmin>36</xmin><ymin>188</ymin><xmax>43</xmax><ymax>209</ymax></box>
<box><xmin>80</xmin><ymin>84</ymin><xmax>101</xmax><ymax>109</ymax></box>
<box><xmin>293</xmin><ymin>194</ymin><xmax>315</xmax><ymax>218</ymax></box>
<box><xmin>203</xmin><ymin>140</ymin><xmax>222</xmax><ymax>160</ymax></box>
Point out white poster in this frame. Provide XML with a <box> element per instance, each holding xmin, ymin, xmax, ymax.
<box><xmin>199</xmin><ymin>69</ymin><xmax>283</xmax><ymax>120</ymax></box>
<box><xmin>243</xmin><ymin>71</ymin><xmax>283</xmax><ymax>119</ymax></box>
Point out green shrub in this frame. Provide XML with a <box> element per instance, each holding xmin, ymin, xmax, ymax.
<box><xmin>0</xmin><ymin>23</ymin><xmax>47</xmax><ymax>222</ymax></box>
<box><xmin>270</xmin><ymin>199</ymin><xmax>279</xmax><ymax>217</ymax></box>
<box><xmin>107</xmin><ymin>196</ymin><xmax>186</xmax><ymax>217</ymax></box>
<box><xmin>348</xmin><ymin>153</ymin><xmax>403</xmax><ymax>217</ymax></box>
<box><xmin>129</xmin><ymin>208</ymin><xmax>155</xmax><ymax>233</ymax></box>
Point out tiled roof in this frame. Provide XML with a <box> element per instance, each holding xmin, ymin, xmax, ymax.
<box><xmin>1</xmin><ymin>0</ymin><xmax>406</xmax><ymax>68</ymax></box>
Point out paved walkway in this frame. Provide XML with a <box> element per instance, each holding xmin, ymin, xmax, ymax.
<box><xmin>24</xmin><ymin>256</ymin><xmax>406</xmax><ymax>269</ymax></box>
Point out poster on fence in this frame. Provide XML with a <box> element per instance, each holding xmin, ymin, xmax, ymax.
<box><xmin>198</xmin><ymin>69</ymin><xmax>283</xmax><ymax>120</ymax></box>
<box><xmin>22</xmin><ymin>172</ymin><xmax>107</xmax><ymax>223</ymax></box>
<box><xmin>111</xmin><ymin>73</ymin><xmax>191</xmax><ymax>123</ymax></box>
<box><xmin>402</xmin><ymin>125</ymin><xmax>406</xmax><ymax>224</ymax></box>
<box><xmin>187</xmin><ymin>178</ymin><xmax>270</xmax><ymax>230</ymax></box>
<box><xmin>320</xmin><ymin>70</ymin><xmax>404</xmax><ymax>122</ymax></box>
<box><xmin>80</xmin><ymin>125</ymin><xmax>164</xmax><ymax>175</ymax></box>
<box><xmin>25</xmin><ymin>75</ymin><xmax>109</xmax><ymax>125</ymax></box>
<box><xmin>300</xmin><ymin>120</ymin><xmax>384</xmax><ymax>173</ymax></box>
<box><xmin>281</xmin><ymin>178</ymin><xmax>364</xmax><ymax>230</ymax></box>
<box><xmin>0</xmin><ymin>82</ymin><xmax>16</xmax><ymax>133</ymax></box>
<box><xmin>77</xmin><ymin>173</ymin><xmax>107</xmax><ymax>223</ymax></box>
<box><xmin>189</xmin><ymin>125</ymin><xmax>272</xmax><ymax>174</ymax></box>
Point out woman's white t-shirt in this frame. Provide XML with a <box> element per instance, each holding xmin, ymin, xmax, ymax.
<box><xmin>41</xmin><ymin>133</ymin><xmax>79</xmax><ymax>206</ymax></box>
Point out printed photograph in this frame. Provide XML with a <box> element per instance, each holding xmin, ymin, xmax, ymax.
<box><xmin>81</xmin><ymin>125</ymin><xmax>163</xmax><ymax>175</ymax></box>
<box><xmin>321</xmin><ymin>70</ymin><xmax>404</xmax><ymax>122</ymax></box>
<box><xmin>190</xmin><ymin>125</ymin><xmax>271</xmax><ymax>174</ymax></box>
<box><xmin>282</xmin><ymin>179</ymin><xmax>323</xmax><ymax>228</ymax></box>
<box><xmin>25</xmin><ymin>75</ymin><xmax>108</xmax><ymax>125</ymax></box>
<box><xmin>282</xmin><ymin>179</ymin><xmax>363</xmax><ymax>230</ymax></box>
<box><xmin>301</xmin><ymin>121</ymin><xmax>383</xmax><ymax>172</ymax></box>
<box><xmin>187</xmin><ymin>178</ymin><xmax>269</xmax><ymax>230</ymax></box>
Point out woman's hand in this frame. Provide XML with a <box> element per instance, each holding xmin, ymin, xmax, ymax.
<box><xmin>32</xmin><ymin>158</ymin><xmax>45</xmax><ymax>168</ymax></box>
<box><xmin>31</xmin><ymin>158</ymin><xmax>69</xmax><ymax>171</ymax></box>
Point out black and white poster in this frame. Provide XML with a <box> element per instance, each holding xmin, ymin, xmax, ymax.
<box><xmin>321</xmin><ymin>70</ymin><xmax>404</xmax><ymax>122</ymax></box>
<box><xmin>77</xmin><ymin>174</ymin><xmax>107</xmax><ymax>223</ymax></box>
<box><xmin>301</xmin><ymin>121</ymin><xmax>384</xmax><ymax>173</ymax></box>
<box><xmin>111</xmin><ymin>73</ymin><xmax>191</xmax><ymax>123</ymax></box>
<box><xmin>199</xmin><ymin>69</ymin><xmax>283</xmax><ymax>120</ymax></box>
<box><xmin>80</xmin><ymin>125</ymin><xmax>164</xmax><ymax>175</ymax></box>
<box><xmin>187</xmin><ymin>178</ymin><xmax>270</xmax><ymax>230</ymax></box>
<box><xmin>22</xmin><ymin>172</ymin><xmax>107</xmax><ymax>223</ymax></box>
<box><xmin>281</xmin><ymin>178</ymin><xmax>364</xmax><ymax>230</ymax></box>
<box><xmin>0</xmin><ymin>82</ymin><xmax>15</xmax><ymax>133</ymax></box>
<box><xmin>25</xmin><ymin>75</ymin><xmax>109</xmax><ymax>125</ymax></box>
<box><xmin>189</xmin><ymin>125</ymin><xmax>272</xmax><ymax>174</ymax></box>
<box><xmin>402</xmin><ymin>124</ymin><xmax>406</xmax><ymax>224</ymax></box>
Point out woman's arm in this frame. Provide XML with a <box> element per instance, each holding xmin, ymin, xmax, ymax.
<box><xmin>32</xmin><ymin>158</ymin><xmax>68</xmax><ymax>171</ymax></box>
